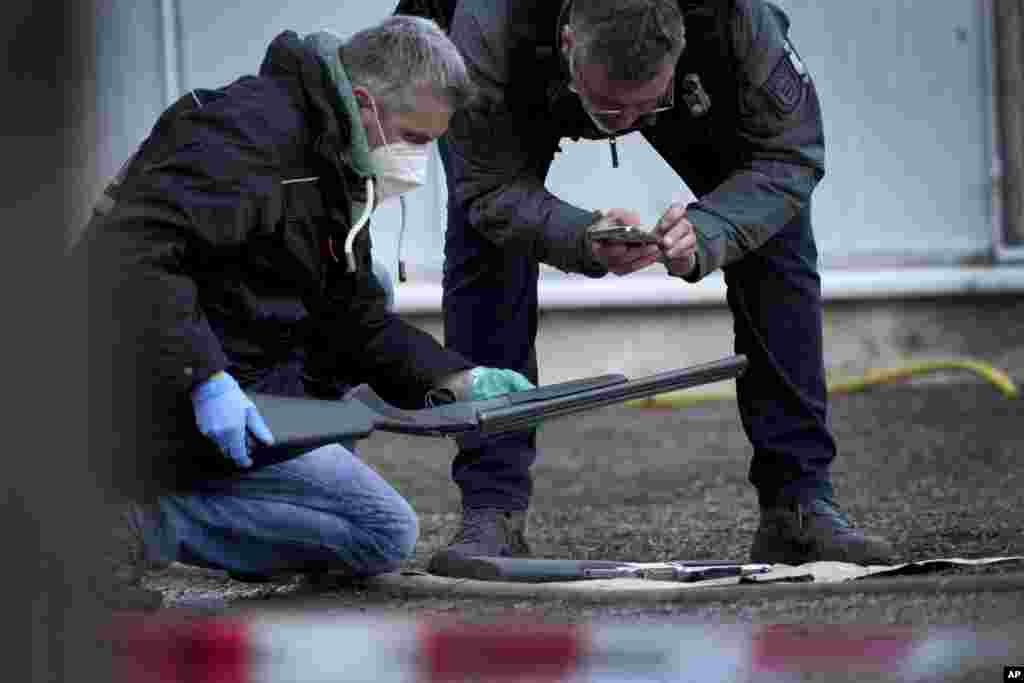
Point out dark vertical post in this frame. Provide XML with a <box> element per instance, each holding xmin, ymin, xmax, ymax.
<box><xmin>993</xmin><ymin>0</ymin><xmax>1024</xmax><ymax>246</ymax></box>
<box><xmin>0</xmin><ymin>1</ymin><xmax>112</xmax><ymax>680</ymax></box>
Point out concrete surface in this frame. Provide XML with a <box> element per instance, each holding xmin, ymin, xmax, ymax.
<box><xmin>136</xmin><ymin>293</ymin><xmax>1024</xmax><ymax>681</ymax></box>
<box><xmin>402</xmin><ymin>294</ymin><xmax>1024</xmax><ymax>385</ymax></box>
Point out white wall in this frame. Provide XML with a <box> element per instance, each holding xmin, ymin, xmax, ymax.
<box><xmin>94</xmin><ymin>1</ymin><xmax>997</xmax><ymax>286</ymax></box>
<box><xmin>547</xmin><ymin>0</ymin><xmax>995</xmax><ymax>267</ymax></box>
<box><xmin>92</xmin><ymin>0</ymin><xmax>167</xmax><ymax>201</ymax></box>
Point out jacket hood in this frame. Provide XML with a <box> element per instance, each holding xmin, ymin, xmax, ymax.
<box><xmin>302</xmin><ymin>31</ymin><xmax>375</xmax><ymax>179</ymax></box>
<box><xmin>258</xmin><ymin>30</ymin><xmax>373</xmax><ymax>180</ymax></box>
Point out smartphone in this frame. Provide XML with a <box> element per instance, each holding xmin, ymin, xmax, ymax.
<box><xmin>588</xmin><ymin>225</ymin><xmax>661</xmax><ymax>246</ymax></box>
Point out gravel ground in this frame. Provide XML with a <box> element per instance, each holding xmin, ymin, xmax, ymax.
<box><xmin>143</xmin><ymin>372</ymin><xmax>1024</xmax><ymax>680</ymax></box>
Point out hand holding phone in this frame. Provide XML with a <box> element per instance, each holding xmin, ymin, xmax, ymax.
<box><xmin>587</xmin><ymin>224</ymin><xmax>661</xmax><ymax>246</ymax></box>
<box><xmin>587</xmin><ymin>210</ymin><xmax>663</xmax><ymax>276</ymax></box>
<box><xmin>587</xmin><ymin>210</ymin><xmax>662</xmax><ymax>246</ymax></box>
<box><xmin>654</xmin><ymin>202</ymin><xmax>698</xmax><ymax>278</ymax></box>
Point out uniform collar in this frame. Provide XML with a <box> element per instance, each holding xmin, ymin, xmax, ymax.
<box><xmin>553</xmin><ymin>1</ymin><xmax>665</xmax><ymax>140</ymax></box>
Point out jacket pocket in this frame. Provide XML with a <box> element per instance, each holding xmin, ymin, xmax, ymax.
<box><xmin>279</xmin><ymin>177</ymin><xmax>329</xmax><ymax>284</ymax></box>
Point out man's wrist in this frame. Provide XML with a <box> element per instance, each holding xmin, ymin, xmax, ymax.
<box><xmin>191</xmin><ymin>370</ymin><xmax>234</xmax><ymax>401</ymax></box>
<box><xmin>434</xmin><ymin>369</ymin><xmax>473</xmax><ymax>402</ymax></box>
<box><xmin>579</xmin><ymin>213</ymin><xmax>610</xmax><ymax>278</ymax></box>
<box><xmin>666</xmin><ymin>253</ymin><xmax>698</xmax><ymax>280</ymax></box>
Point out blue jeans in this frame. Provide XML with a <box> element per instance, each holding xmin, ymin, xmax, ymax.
<box><xmin>133</xmin><ymin>444</ymin><xmax>418</xmax><ymax>577</ymax></box>
<box><xmin>133</xmin><ymin>262</ymin><xmax>408</xmax><ymax>577</ymax></box>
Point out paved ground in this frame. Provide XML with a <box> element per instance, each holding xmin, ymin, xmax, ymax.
<box><xmin>144</xmin><ymin>367</ymin><xmax>1024</xmax><ymax>680</ymax></box>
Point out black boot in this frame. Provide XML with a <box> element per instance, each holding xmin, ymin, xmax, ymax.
<box><xmin>427</xmin><ymin>507</ymin><xmax>531</xmax><ymax>578</ymax></box>
<box><xmin>750</xmin><ymin>496</ymin><xmax>896</xmax><ymax>566</ymax></box>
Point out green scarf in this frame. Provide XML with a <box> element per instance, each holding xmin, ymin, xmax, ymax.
<box><xmin>303</xmin><ymin>31</ymin><xmax>375</xmax><ymax>180</ymax></box>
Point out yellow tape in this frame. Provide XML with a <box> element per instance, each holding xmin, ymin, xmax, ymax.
<box><xmin>624</xmin><ymin>358</ymin><xmax>1018</xmax><ymax>409</ymax></box>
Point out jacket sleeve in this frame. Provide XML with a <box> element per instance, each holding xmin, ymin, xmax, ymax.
<box><xmin>75</xmin><ymin>118</ymin><xmax>285</xmax><ymax>397</ymax></box>
<box><xmin>684</xmin><ymin>0</ymin><xmax>826</xmax><ymax>280</ymax></box>
<box><xmin>311</xmin><ymin>236</ymin><xmax>473</xmax><ymax>409</ymax></box>
<box><xmin>444</xmin><ymin>3</ymin><xmax>606</xmax><ymax>277</ymax></box>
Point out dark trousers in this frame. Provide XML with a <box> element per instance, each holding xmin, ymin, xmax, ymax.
<box><xmin>723</xmin><ymin>205</ymin><xmax>836</xmax><ymax>507</ymax></box>
<box><xmin>441</xmin><ymin>189</ymin><xmax>540</xmax><ymax>511</ymax></box>
<box><xmin>439</xmin><ymin>144</ymin><xmax>835</xmax><ymax>511</ymax></box>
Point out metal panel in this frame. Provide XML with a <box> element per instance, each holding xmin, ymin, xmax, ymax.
<box><xmin>177</xmin><ymin>2</ymin><xmax>391</xmax><ymax>92</ymax></box>
<box><xmin>114</xmin><ymin>0</ymin><xmax>995</xmax><ymax>282</ymax></box>
<box><xmin>990</xmin><ymin>0</ymin><xmax>1024</xmax><ymax>260</ymax></box>
<box><xmin>772</xmin><ymin>0</ymin><xmax>995</xmax><ymax>266</ymax></box>
<box><xmin>93</xmin><ymin>0</ymin><xmax>166</xmax><ymax>195</ymax></box>
<box><xmin>547</xmin><ymin>0</ymin><xmax>996</xmax><ymax>269</ymax></box>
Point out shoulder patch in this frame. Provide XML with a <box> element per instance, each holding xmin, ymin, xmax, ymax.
<box><xmin>762</xmin><ymin>48</ymin><xmax>805</xmax><ymax>115</ymax></box>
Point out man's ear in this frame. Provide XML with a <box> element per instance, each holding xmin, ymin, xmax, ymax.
<box><xmin>560</xmin><ymin>25</ymin><xmax>575</xmax><ymax>54</ymax></box>
<box><xmin>351</xmin><ymin>85</ymin><xmax>381</xmax><ymax>146</ymax></box>
<box><xmin>351</xmin><ymin>85</ymin><xmax>372</xmax><ymax>109</ymax></box>
<box><xmin>352</xmin><ymin>86</ymin><xmax>382</xmax><ymax>123</ymax></box>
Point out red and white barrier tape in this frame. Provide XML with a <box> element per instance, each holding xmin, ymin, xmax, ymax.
<box><xmin>106</xmin><ymin>613</ymin><xmax>1019</xmax><ymax>682</ymax></box>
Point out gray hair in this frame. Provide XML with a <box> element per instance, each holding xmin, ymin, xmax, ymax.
<box><xmin>570</xmin><ymin>0</ymin><xmax>686</xmax><ymax>82</ymax></box>
<box><xmin>339</xmin><ymin>15</ymin><xmax>473</xmax><ymax>113</ymax></box>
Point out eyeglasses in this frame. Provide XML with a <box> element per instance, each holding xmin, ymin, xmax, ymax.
<box><xmin>567</xmin><ymin>50</ymin><xmax>675</xmax><ymax>118</ymax></box>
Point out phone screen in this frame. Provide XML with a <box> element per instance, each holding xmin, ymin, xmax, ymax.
<box><xmin>589</xmin><ymin>226</ymin><xmax>660</xmax><ymax>246</ymax></box>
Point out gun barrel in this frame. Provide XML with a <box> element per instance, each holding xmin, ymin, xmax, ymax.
<box><xmin>638</xmin><ymin>563</ymin><xmax>775</xmax><ymax>582</ymax></box>
<box><xmin>582</xmin><ymin>567</ymin><xmax>643</xmax><ymax>579</ymax></box>
<box><xmin>477</xmin><ymin>355</ymin><xmax>748</xmax><ymax>437</ymax></box>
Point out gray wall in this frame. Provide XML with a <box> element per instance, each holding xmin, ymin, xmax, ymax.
<box><xmin>93</xmin><ymin>0</ymin><xmax>167</xmax><ymax>197</ymax></box>
<box><xmin>93</xmin><ymin>1</ymin><xmax>997</xmax><ymax>280</ymax></box>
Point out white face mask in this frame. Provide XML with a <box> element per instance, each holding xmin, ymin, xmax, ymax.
<box><xmin>368</xmin><ymin>141</ymin><xmax>429</xmax><ymax>201</ymax></box>
<box><xmin>368</xmin><ymin>96</ymin><xmax>430</xmax><ymax>202</ymax></box>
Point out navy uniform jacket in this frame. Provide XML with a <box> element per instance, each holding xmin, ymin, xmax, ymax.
<box><xmin>72</xmin><ymin>31</ymin><xmax>471</xmax><ymax>499</ymax></box>
<box><xmin>442</xmin><ymin>0</ymin><xmax>826</xmax><ymax>280</ymax></box>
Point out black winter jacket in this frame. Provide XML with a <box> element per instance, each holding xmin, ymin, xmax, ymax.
<box><xmin>72</xmin><ymin>31</ymin><xmax>471</xmax><ymax>500</ymax></box>
<box><xmin>442</xmin><ymin>0</ymin><xmax>826</xmax><ymax>280</ymax></box>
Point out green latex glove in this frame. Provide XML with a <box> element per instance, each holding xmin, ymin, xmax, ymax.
<box><xmin>469</xmin><ymin>366</ymin><xmax>536</xmax><ymax>400</ymax></box>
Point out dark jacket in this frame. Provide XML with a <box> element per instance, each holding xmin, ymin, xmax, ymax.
<box><xmin>72</xmin><ymin>31</ymin><xmax>472</xmax><ymax>500</ymax></box>
<box><xmin>442</xmin><ymin>0</ymin><xmax>826</xmax><ymax>280</ymax></box>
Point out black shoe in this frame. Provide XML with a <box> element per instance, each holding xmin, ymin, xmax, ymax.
<box><xmin>750</xmin><ymin>496</ymin><xmax>896</xmax><ymax>566</ymax></box>
<box><xmin>92</xmin><ymin>504</ymin><xmax>164</xmax><ymax>611</ymax></box>
<box><xmin>427</xmin><ymin>507</ymin><xmax>531</xmax><ymax>579</ymax></box>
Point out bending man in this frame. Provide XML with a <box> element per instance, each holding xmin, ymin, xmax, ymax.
<box><xmin>428</xmin><ymin>0</ymin><xmax>896</xmax><ymax>576</ymax></box>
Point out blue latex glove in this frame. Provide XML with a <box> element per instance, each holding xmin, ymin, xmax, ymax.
<box><xmin>190</xmin><ymin>371</ymin><xmax>274</xmax><ymax>468</ymax></box>
<box><xmin>469</xmin><ymin>366</ymin><xmax>536</xmax><ymax>400</ymax></box>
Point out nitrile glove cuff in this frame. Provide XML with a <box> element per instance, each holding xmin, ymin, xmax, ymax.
<box><xmin>468</xmin><ymin>366</ymin><xmax>536</xmax><ymax>401</ymax></box>
<box><xmin>469</xmin><ymin>366</ymin><xmax>492</xmax><ymax>401</ymax></box>
<box><xmin>191</xmin><ymin>371</ymin><xmax>237</xmax><ymax>403</ymax></box>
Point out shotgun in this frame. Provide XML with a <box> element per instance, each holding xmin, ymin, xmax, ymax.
<box><xmin>423</xmin><ymin>556</ymin><xmax>773</xmax><ymax>583</ymax></box>
<box><xmin>249</xmin><ymin>354</ymin><xmax>747</xmax><ymax>468</ymax></box>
